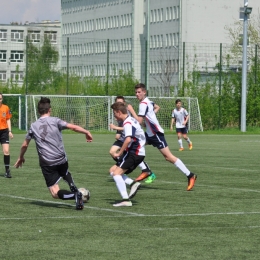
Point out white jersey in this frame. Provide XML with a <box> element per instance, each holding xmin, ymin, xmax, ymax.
<box><xmin>172</xmin><ymin>107</ymin><xmax>189</xmax><ymax>128</ymax></box>
<box><xmin>138</xmin><ymin>97</ymin><xmax>164</xmax><ymax>137</ymax></box>
<box><xmin>123</xmin><ymin>115</ymin><xmax>146</xmax><ymax>156</ymax></box>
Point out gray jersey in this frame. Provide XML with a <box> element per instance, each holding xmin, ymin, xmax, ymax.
<box><xmin>26</xmin><ymin>116</ymin><xmax>68</xmax><ymax>167</ymax></box>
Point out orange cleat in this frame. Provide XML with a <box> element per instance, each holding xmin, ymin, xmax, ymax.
<box><xmin>187</xmin><ymin>174</ymin><xmax>197</xmax><ymax>191</ymax></box>
<box><xmin>179</xmin><ymin>148</ymin><xmax>184</xmax><ymax>151</ymax></box>
<box><xmin>189</xmin><ymin>142</ymin><xmax>193</xmax><ymax>150</ymax></box>
<box><xmin>135</xmin><ymin>172</ymin><xmax>150</xmax><ymax>182</ymax></box>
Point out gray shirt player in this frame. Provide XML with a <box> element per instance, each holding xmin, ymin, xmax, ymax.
<box><xmin>26</xmin><ymin>116</ymin><xmax>68</xmax><ymax>167</ymax></box>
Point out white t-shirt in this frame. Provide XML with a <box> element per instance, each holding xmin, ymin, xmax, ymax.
<box><xmin>172</xmin><ymin>107</ymin><xmax>189</xmax><ymax>128</ymax></box>
<box><xmin>138</xmin><ymin>97</ymin><xmax>164</xmax><ymax>137</ymax></box>
<box><xmin>123</xmin><ymin>115</ymin><xmax>146</xmax><ymax>156</ymax></box>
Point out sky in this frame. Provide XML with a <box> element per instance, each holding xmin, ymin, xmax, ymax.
<box><xmin>0</xmin><ymin>0</ymin><xmax>61</xmax><ymax>24</ymax></box>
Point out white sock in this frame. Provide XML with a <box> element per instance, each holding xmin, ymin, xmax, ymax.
<box><xmin>122</xmin><ymin>174</ymin><xmax>134</xmax><ymax>186</ymax></box>
<box><xmin>186</xmin><ymin>138</ymin><xmax>191</xmax><ymax>144</ymax></box>
<box><xmin>138</xmin><ymin>161</ymin><xmax>146</xmax><ymax>170</ymax></box>
<box><xmin>174</xmin><ymin>158</ymin><xmax>190</xmax><ymax>176</ymax></box>
<box><xmin>178</xmin><ymin>139</ymin><xmax>183</xmax><ymax>148</ymax></box>
<box><xmin>113</xmin><ymin>175</ymin><xmax>129</xmax><ymax>199</ymax></box>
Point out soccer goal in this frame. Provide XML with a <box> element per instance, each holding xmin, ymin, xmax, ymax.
<box><xmin>112</xmin><ymin>96</ymin><xmax>203</xmax><ymax>132</ymax></box>
<box><xmin>27</xmin><ymin>95</ymin><xmax>203</xmax><ymax>132</ymax></box>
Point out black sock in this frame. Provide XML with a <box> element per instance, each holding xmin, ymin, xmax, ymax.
<box><xmin>62</xmin><ymin>172</ymin><xmax>78</xmax><ymax>192</ymax></box>
<box><xmin>57</xmin><ymin>190</ymin><xmax>76</xmax><ymax>200</ymax></box>
<box><xmin>187</xmin><ymin>172</ymin><xmax>194</xmax><ymax>178</ymax></box>
<box><xmin>4</xmin><ymin>155</ymin><xmax>10</xmax><ymax>172</ymax></box>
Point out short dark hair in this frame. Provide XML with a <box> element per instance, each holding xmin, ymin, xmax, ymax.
<box><xmin>111</xmin><ymin>102</ymin><xmax>127</xmax><ymax>114</ymax></box>
<box><xmin>38</xmin><ymin>97</ymin><xmax>51</xmax><ymax>115</ymax></box>
<box><xmin>115</xmin><ymin>95</ymin><xmax>125</xmax><ymax>102</ymax></box>
<box><xmin>175</xmin><ymin>99</ymin><xmax>182</xmax><ymax>104</ymax></box>
<box><xmin>134</xmin><ymin>83</ymin><xmax>146</xmax><ymax>91</ymax></box>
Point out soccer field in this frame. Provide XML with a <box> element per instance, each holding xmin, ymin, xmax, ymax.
<box><xmin>1</xmin><ymin>134</ymin><xmax>260</xmax><ymax>260</ymax></box>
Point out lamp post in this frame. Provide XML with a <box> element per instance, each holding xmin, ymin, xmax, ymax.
<box><xmin>241</xmin><ymin>0</ymin><xmax>252</xmax><ymax>132</ymax></box>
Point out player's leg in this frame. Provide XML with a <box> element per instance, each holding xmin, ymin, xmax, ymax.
<box><xmin>135</xmin><ymin>161</ymin><xmax>156</xmax><ymax>183</ymax></box>
<box><xmin>176</xmin><ymin>129</ymin><xmax>184</xmax><ymax>151</ymax></box>
<box><xmin>182</xmin><ymin>128</ymin><xmax>192</xmax><ymax>150</ymax></box>
<box><xmin>109</xmin><ymin>140</ymin><xmax>123</xmax><ymax>161</ymax></box>
<box><xmin>42</xmin><ymin>164</ymin><xmax>84</xmax><ymax>210</ymax></box>
<box><xmin>151</xmin><ymin>133</ymin><xmax>197</xmax><ymax>191</ymax></box>
<box><xmin>1</xmin><ymin>131</ymin><xmax>11</xmax><ymax>178</ymax></box>
<box><xmin>110</xmin><ymin>165</ymin><xmax>132</xmax><ymax>206</ymax></box>
<box><xmin>159</xmin><ymin>146</ymin><xmax>197</xmax><ymax>190</ymax></box>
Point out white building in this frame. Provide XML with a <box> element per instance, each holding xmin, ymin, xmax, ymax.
<box><xmin>0</xmin><ymin>21</ymin><xmax>61</xmax><ymax>85</ymax></box>
<box><xmin>61</xmin><ymin>0</ymin><xmax>260</xmax><ymax>95</ymax></box>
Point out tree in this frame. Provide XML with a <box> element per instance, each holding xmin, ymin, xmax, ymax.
<box><xmin>224</xmin><ymin>11</ymin><xmax>260</xmax><ymax>63</ymax></box>
<box><xmin>24</xmin><ymin>36</ymin><xmax>59</xmax><ymax>94</ymax></box>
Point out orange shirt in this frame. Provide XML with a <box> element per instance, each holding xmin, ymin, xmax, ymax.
<box><xmin>0</xmin><ymin>104</ymin><xmax>12</xmax><ymax>130</ymax></box>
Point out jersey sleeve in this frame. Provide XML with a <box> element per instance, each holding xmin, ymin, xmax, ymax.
<box><xmin>138</xmin><ymin>102</ymin><xmax>147</xmax><ymax>117</ymax></box>
<box><xmin>56</xmin><ymin>118</ymin><xmax>68</xmax><ymax>130</ymax></box>
<box><xmin>184</xmin><ymin>109</ymin><xmax>189</xmax><ymax>116</ymax></box>
<box><xmin>123</xmin><ymin>121</ymin><xmax>135</xmax><ymax>138</ymax></box>
<box><xmin>6</xmin><ymin>106</ymin><xmax>12</xmax><ymax>120</ymax></box>
<box><xmin>171</xmin><ymin>110</ymin><xmax>175</xmax><ymax>118</ymax></box>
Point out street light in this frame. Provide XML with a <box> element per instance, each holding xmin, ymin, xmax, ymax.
<box><xmin>240</xmin><ymin>0</ymin><xmax>252</xmax><ymax>132</ymax></box>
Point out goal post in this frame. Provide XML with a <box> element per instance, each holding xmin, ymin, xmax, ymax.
<box><xmin>27</xmin><ymin>95</ymin><xmax>203</xmax><ymax>132</ymax></box>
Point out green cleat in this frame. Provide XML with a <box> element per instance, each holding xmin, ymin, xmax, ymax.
<box><xmin>145</xmin><ymin>172</ymin><xmax>156</xmax><ymax>183</ymax></box>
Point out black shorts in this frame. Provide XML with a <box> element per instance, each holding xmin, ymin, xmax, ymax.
<box><xmin>145</xmin><ymin>132</ymin><xmax>168</xmax><ymax>150</ymax></box>
<box><xmin>176</xmin><ymin>127</ymin><xmax>188</xmax><ymax>134</ymax></box>
<box><xmin>41</xmin><ymin>161</ymin><xmax>69</xmax><ymax>188</ymax></box>
<box><xmin>0</xmin><ymin>129</ymin><xmax>9</xmax><ymax>144</ymax></box>
<box><xmin>112</xmin><ymin>140</ymin><xmax>123</xmax><ymax>148</ymax></box>
<box><xmin>116</xmin><ymin>152</ymin><xmax>145</xmax><ymax>174</ymax></box>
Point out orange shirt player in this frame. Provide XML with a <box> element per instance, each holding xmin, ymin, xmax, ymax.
<box><xmin>0</xmin><ymin>93</ymin><xmax>13</xmax><ymax>178</ymax></box>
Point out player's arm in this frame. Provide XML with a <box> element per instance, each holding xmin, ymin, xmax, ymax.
<box><xmin>109</xmin><ymin>123</ymin><xmax>123</xmax><ymax>131</ymax></box>
<box><xmin>6</xmin><ymin>119</ymin><xmax>13</xmax><ymax>139</ymax></box>
<box><xmin>170</xmin><ymin>117</ymin><xmax>175</xmax><ymax>131</ymax></box>
<box><xmin>14</xmin><ymin>139</ymin><xmax>31</xmax><ymax>168</ymax></box>
<box><xmin>114</xmin><ymin>136</ymin><xmax>131</xmax><ymax>158</ymax></box>
<box><xmin>66</xmin><ymin>123</ymin><xmax>93</xmax><ymax>142</ymax></box>
<box><xmin>127</xmin><ymin>105</ymin><xmax>143</xmax><ymax>125</ymax></box>
<box><xmin>154</xmin><ymin>104</ymin><xmax>160</xmax><ymax>114</ymax></box>
<box><xmin>183</xmin><ymin>114</ymin><xmax>190</xmax><ymax>126</ymax></box>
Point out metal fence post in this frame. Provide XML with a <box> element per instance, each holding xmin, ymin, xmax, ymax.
<box><xmin>219</xmin><ymin>43</ymin><xmax>222</xmax><ymax>129</ymax></box>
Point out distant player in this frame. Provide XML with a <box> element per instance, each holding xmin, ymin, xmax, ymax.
<box><xmin>14</xmin><ymin>97</ymin><xmax>93</xmax><ymax>210</ymax></box>
<box><xmin>0</xmin><ymin>93</ymin><xmax>13</xmax><ymax>178</ymax></box>
<box><xmin>109</xmin><ymin>95</ymin><xmax>156</xmax><ymax>184</ymax></box>
<box><xmin>109</xmin><ymin>102</ymin><xmax>146</xmax><ymax>207</ymax></box>
<box><xmin>127</xmin><ymin>83</ymin><xmax>197</xmax><ymax>191</ymax></box>
<box><xmin>170</xmin><ymin>99</ymin><xmax>193</xmax><ymax>151</ymax></box>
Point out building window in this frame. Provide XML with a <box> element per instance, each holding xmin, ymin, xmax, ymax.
<box><xmin>11</xmin><ymin>71</ymin><xmax>24</xmax><ymax>82</ymax></box>
<box><xmin>11</xmin><ymin>30</ymin><xmax>24</xmax><ymax>42</ymax></box>
<box><xmin>0</xmin><ymin>30</ymin><xmax>7</xmax><ymax>42</ymax></box>
<box><xmin>10</xmin><ymin>50</ymin><xmax>24</xmax><ymax>63</ymax></box>
<box><xmin>0</xmin><ymin>71</ymin><xmax>7</xmax><ymax>81</ymax></box>
<box><xmin>44</xmin><ymin>31</ymin><xmax>57</xmax><ymax>44</ymax></box>
<box><xmin>28</xmin><ymin>30</ymin><xmax>41</xmax><ymax>43</ymax></box>
<box><xmin>0</xmin><ymin>50</ymin><xmax>7</xmax><ymax>62</ymax></box>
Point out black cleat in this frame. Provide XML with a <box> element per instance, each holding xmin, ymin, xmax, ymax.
<box><xmin>75</xmin><ymin>191</ymin><xmax>84</xmax><ymax>210</ymax></box>
<box><xmin>5</xmin><ymin>170</ymin><xmax>12</xmax><ymax>178</ymax></box>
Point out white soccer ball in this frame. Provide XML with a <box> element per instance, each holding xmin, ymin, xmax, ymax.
<box><xmin>78</xmin><ymin>188</ymin><xmax>90</xmax><ymax>203</ymax></box>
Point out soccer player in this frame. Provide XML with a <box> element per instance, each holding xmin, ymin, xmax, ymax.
<box><xmin>170</xmin><ymin>99</ymin><xmax>193</xmax><ymax>151</ymax></box>
<box><xmin>110</xmin><ymin>102</ymin><xmax>146</xmax><ymax>207</ymax></box>
<box><xmin>14</xmin><ymin>97</ymin><xmax>93</xmax><ymax>210</ymax></box>
<box><xmin>109</xmin><ymin>95</ymin><xmax>156</xmax><ymax>184</ymax></box>
<box><xmin>127</xmin><ymin>83</ymin><xmax>197</xmax><ymax>191</ymax></box>
<box><xmin>0</xmin><ymin>93</ymin><xmax>13</xmax><ymax>178</ymax></box>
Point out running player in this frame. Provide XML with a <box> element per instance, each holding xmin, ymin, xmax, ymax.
<box><xmin>127</xmin><ymin>83</ymin><xmax>197</xmax><ymax>191</ymax></box>
<box><xmin>109</xmin><ymin>95</ymin><xmax>156</xmax><ymax>183</ymax></box>
<box><xmin>110</xmin><ymin>102</ymin><xmax>146</xmax><ymax>206</ymax></box>
<box><xmin>14</xmin><ymin>97</ymin><xmax>93</xmax><ymax>210</ymax></box>
<box><xmin>170</xmin><ymin>99</ymin><xmax>193</xmax><ymax>151</ymax></box>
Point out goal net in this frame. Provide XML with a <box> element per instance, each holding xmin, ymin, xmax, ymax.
<box><xmin>27</xmin><ymin>95</ymin><xmax>203</xmax><ymax>132</ymax></box>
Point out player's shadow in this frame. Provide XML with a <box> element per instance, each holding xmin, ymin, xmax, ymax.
<box><xmin>30</xmin><ymin>201</ymin><xmax>74</xmax><ymax>209</ymax></box>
